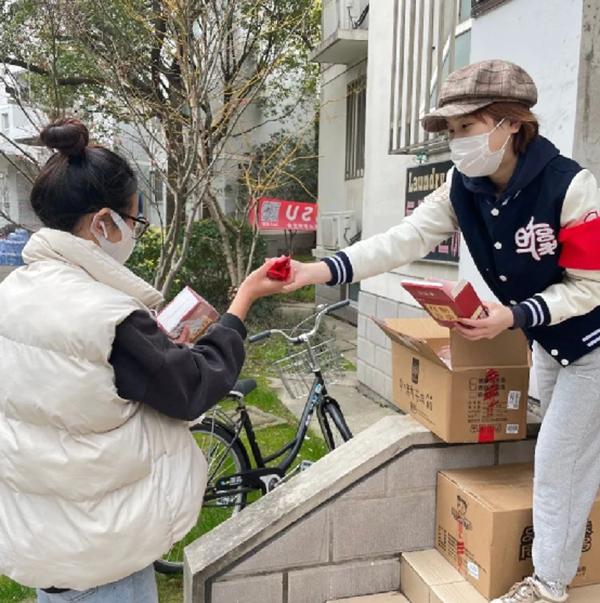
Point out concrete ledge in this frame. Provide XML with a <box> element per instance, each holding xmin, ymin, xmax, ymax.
<box><xmin>185</xmin><ymin>415</ymin><xmax>432</xmax><ymax>601</ymax></box>
<box><xmin>185</xmin><ymin>415</ymin><xmax>538</xmax><ymax>602</ymax></box>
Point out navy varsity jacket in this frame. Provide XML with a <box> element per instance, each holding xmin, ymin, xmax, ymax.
<box><xmin>324</xmin><ymin>136</ymin><xmax>600</xmax><ymax>366</ymax></box>
<box><xmin>450</xmin><ymin>136</ymin><xmax>600</xmax><ymax>365</ymax></box>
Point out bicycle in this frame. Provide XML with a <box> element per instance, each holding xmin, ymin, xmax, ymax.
<box><xmin>155</xmin><ymin>299</ymin><xmax>353</xmax><ymax>574</ymax></box>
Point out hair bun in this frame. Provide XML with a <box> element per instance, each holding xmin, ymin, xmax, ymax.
<box><xmin>40</xmin><ymin>118</ymin><xmax>89</xmax><ymax>157</ymax></box>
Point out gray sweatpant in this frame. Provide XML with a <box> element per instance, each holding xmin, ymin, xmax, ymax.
<box><xmin>532</xmin><ymin>341</ymin><xmax>600</xmax><ymax>585</ymax></box>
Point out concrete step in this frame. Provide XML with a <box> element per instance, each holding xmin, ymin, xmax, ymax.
<box><xmin>400</xmin><ymin>549</ymin><xmax>600</xmax><ymax>603</ymax></box>
<box><xmin>327</xmin><ymin>593</ymin><xmax>408</xmax><ymax>602</ymax></box>
<box><xmin>401</xmin><ymin>549</ymin><xmax>484</xmax><ymax>603</ymax></box>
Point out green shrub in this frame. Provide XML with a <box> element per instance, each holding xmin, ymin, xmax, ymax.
<box><xmin>127</xmin><ymin>220</ymin><xmax>269</xmax><ymax>313</ymax></box>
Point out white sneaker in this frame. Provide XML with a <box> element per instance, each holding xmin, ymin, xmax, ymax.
<box><xmin>491</xmin><ymin>576</ymin><xmax>568</xmax><ymax>603</ymax></box>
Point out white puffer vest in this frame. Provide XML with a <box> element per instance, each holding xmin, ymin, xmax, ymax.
<box><xmin>0</xmin><ymin>229</ymin><xmax>207</xmax><ymax>590</ymax></box>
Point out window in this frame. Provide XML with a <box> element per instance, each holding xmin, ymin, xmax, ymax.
<box><xmin>345</xmin><ymin>76</ymin><xmax>367</xmax><ymax>180</ymax></box>
<box><xmin>151</xmin><ymin>169</ymin><xmax>164</xmax><ymax>207</ymax></box>
<box><xmin>389</xmin><ymin>0</ymin><xmax>472</xmax><ymax>155</ymax></box>
<box><xmin>472</xmin><ymin>0</ymin><xmax>512</xmax><ymax>17</ymax></box>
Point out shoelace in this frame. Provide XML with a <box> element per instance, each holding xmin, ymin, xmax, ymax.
<box><xmin>504</xmin><ymin>577</ymin><xmax>538</xmax><ymax>602</ymax></box>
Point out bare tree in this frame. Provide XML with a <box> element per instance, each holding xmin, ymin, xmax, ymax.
<box><xmin>0</xmin><ymin>0</ymin><xmax>320</xmax><ymax>296</ymax></box>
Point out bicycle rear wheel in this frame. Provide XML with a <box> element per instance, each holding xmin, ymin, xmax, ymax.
<box><xmin>154</xmin><ymin>419</ymin><xmax>250</xmax><ymax>574</ymax></box>
<box><xmin>318</xmin><ymin>397</ymin><xmax>353</xmax><ymax>451</ymax></box>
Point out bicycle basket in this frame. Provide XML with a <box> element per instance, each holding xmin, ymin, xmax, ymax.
<box><xmin>275</xmin><ymin>338</ymin><xmax>344</xmax><ymax>399</ymax></box>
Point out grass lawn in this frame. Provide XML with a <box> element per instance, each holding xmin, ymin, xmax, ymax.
<box><xmin>3</xmin><ymin>302</ymin><xmax>334</xmax><ymax>602</ymax></box>
<box><xmin>0</xmin><ymin>576</ymin><xmax>35</xmax><ymax>602</ymax></box>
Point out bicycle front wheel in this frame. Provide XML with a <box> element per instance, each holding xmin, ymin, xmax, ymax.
<box><xmin>319</xmin><ymin>397</ymin><xmax>353</xmax><ymax>451</ymax></box>
<box><xmin>154</xmin><ymin>419</ymin><xmax>250</xmax><ymax>574</ymax></box>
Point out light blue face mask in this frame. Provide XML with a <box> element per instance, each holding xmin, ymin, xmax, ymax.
<box><xmin>449</xmin><ymin>118</ymin><xmax>512</xmax><ymax>177</ymax></box>
<box><xmin>91</xmin><ymin>210</ymin><xmax>136</xmax><ymax>264</ymax></box>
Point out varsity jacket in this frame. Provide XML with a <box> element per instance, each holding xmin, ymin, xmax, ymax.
<box><xmin>324</xmin><ymin>136</ymin><xmax>600</xmax><ymax>366</ymax></box>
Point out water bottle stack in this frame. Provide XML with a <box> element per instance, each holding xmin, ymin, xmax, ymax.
<box><xmin>0</xmin><ymin>229</ymin><xmax>29</xmax><ymax>266</ymax></box>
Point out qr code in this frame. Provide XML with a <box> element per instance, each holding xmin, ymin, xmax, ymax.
<box><xmin>507</xmin><ymin>390</ymin><xmax>521</xmax><ymax>410</ymax></box>
<box><xmin>467</xmin><ymin>560</ymin><xmax>480</xmax><ymax>580</ymax></box>
<box><xmin>260</xmin><ymin>201</ymin><xmax>281</xmax><ymax>224</ymax></box>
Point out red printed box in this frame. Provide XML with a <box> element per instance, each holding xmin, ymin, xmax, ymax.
<box><xmin>157</xmin><ymin>286</ymin><xmax>219</xmax><ymax>344</ymax></box>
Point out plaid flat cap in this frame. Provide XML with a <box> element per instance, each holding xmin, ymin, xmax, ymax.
<box><xmin>422</xmin><ymin>59</ymin><xmax>538</xmax><ymax>132</ymax></box>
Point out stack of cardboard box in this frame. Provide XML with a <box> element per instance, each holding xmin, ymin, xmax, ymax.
<box><xmin>401</xmin><ymin>548</ymin><xmax>600</xmax><ymax>602</ymax></box>
<box><xmin>376</xmin><ymin>317</ymin><xmax>599</xmax><ymax>599</ymax></box>
<box><xmin>435</xmin><ymin>464</ymin><xmax>600</xmax><ymax>600</ymax></box>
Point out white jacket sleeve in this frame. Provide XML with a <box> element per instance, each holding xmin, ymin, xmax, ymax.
<box><xmin>322</xmin><ymin>178</ymin><xmax>458</xmax><ymax>285</ymax></box>
<box><xmin>512</xmin><ymin>169</ymin><xmax>600</xmax><ymax>328</ymax></box>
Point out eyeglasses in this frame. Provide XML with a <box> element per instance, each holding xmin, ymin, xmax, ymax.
<box><xmin>116</xmin><ymin>212</ymin><xmax>150</xmax><ymax>240</ymax></box>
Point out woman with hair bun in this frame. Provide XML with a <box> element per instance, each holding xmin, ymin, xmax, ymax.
<box><xmin>0</xmin><ymin>118</ymin><xmax>287</xmax><ymax>602</ymax></box>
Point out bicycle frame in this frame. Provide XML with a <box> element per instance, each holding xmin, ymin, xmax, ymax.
<box><xmin>205</xmin><ymin>300</ymin><xmax>352</xmax><ymax>499</ymax></box>
<box><xmin>229</xmin><ymin>367</ymin><xmax>333</xmax><ymax>474</ymax></box>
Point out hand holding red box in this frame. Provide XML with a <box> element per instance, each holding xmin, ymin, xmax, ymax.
<box><xmin>400</xmin><ymin>279</ymin><xmax>487</xmax><ymax>328</ymax></box>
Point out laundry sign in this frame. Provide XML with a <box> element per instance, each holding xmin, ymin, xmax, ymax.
<box><xmin>406</xmin><ymin>160</ymin><xmax>460</xmax><ymax>263</ymax></box>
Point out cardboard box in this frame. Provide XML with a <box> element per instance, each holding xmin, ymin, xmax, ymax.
<box><xmin>570</xmin><ymin>584</ymin><xmax>600</xmax><ymax>602</ymax></box>
<box><xmin>375</xmin><ymin>317</ymin><xmax>530</xmax><ymax>443</ymax></box>
<box><xmin>157</xmin><ymin>286</ymin><xmax>219</xmax><ymax>343</ymax></box>
<box><xmin>436</xmin><ymin>464</ymin><xmax>600</xmax><ymax>599</ymax></box>
<box><xmin>401</xmin><ymin>550</ymin><xmax>464</xmax><ymax>603</ymax></box>
<box><xmin>430</xmin><ymin>582</ymin><xmax>487</xmax><ymax>603</ymax></box>
<box><xmin>328</xmin><ymin>594</ymin><xmax>408</xmax><ymax>603</ymax></box>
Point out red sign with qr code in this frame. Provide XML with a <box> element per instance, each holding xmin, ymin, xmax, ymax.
<box><xmin>249</xmin><ymin>197</ymin><xmax>318</xmax><ymax>231</ymax></box>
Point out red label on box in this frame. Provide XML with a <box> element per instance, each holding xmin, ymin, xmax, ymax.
<box><xmin>478</xmin><ymin>425</ymin><xmax>496</xmax><ymax>443</ymax></box>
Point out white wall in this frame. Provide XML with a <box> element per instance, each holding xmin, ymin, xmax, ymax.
<box><xmin>470</xmin><ymin>0</ymin><xmax>583</xmax><ymax>159</ymax></box>
<box><xmin>359</xmin><ymin>1</ymin><xmax>458</xmax><ymax>307</ymax></box>
<box><xmin>459</xmin><ymin>0</ymin><xmax>584</xmax><ymax>300</ymax></box>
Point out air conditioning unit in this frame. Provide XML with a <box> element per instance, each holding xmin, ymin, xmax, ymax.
<box><xmin>320</xmin><ymin>211</ymin><xmax>358</xmax><ymax>250</ymax></box>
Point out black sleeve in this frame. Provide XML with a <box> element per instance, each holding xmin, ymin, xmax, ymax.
<box><xmin>109</xmin><ymin>310</ymin><xmax>246</xmax><ymax>420</ymax></box>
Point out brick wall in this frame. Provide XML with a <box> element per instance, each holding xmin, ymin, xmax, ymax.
<box><xmin>357</xmin><ymin>291</ymin><xmax>426</xmax><ymax>403</ymax></box>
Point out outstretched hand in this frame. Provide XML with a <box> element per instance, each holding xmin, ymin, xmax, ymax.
<box><xmin>454</xmin><ymin>302</ymin><xmax>514</xmax><ymax>341</ymax></box>
<box><xmin>281</xmin><ymin>259</ymin><xmax>332</xmax><ymax>293</ymax></box>
<box><xmin>239</xmin><ymin>256</ymin><xmax>291</xmax><ymax>301</ymax></box>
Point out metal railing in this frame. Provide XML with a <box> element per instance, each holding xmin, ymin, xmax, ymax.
<box><xmin>322</xmin><ymin>0</ymin><xmax>370</xmax><ymax>38</ymax></box>
<box><xmin>389</xmin><ymin>0</ymin><xmax>472</xmax><ymax>156</ymax></box>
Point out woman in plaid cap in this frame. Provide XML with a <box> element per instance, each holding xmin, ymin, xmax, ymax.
<box><xmin>288</xmin><ymin>59</ymin><xmax>600</xmax><ymax>603</ymax></box>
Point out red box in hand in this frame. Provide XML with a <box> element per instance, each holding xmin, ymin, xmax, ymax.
<box><xmin>401</xmin><ymin>279</ymin><xmax>487</xmax><ymax>328</ymax></box>
<box><xmin>267</xmin><ymin>256</ymin><xmax>291</xmax><ymax>281</ymax></box>
<box><xmin>156</xmin><ymin>286</ymin><xmax>220</xmax><ymax>343</ymax></box>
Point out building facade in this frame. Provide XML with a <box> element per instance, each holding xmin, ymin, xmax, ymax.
<box><xmin>312</xmin><ymin>0</ymin><xmax>600</xmax><ymax>402</ymax></box>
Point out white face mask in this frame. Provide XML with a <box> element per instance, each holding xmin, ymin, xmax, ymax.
<box><xmin>449</xmin><ymin>119</ymin><xmax>511</xmax><ymax>178</ymax></box>
<box><xmin>91</xmin><ymin>210</ymin><xmax>136</xmax><ymax>265</ymax></box>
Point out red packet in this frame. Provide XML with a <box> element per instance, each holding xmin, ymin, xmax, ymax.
<box><xmin>267</xmin><ymin>256</ymin><xmax>291</xmax><ymax>281</ymax></box>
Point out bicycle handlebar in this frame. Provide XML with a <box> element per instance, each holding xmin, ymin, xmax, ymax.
<box><xmin>248</xmin><ymin>299</ymin><xmax>351</xmax><ymax>345</ymax></box>
<box><xmin>324</xmin><ymin>299</ymin><xmax>351</xmax><ymax>314</ymax></box>
<box><xmin>248</xmin><ymin>330</ymin><xmax>271</xmax><ymax>344</ymax></box>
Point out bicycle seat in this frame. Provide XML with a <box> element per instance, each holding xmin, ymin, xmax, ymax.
<box><xmin>230</xmin><ymin>378</ymin><xmax>257</xmax><ymax>397</ymax></box>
